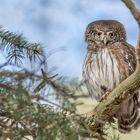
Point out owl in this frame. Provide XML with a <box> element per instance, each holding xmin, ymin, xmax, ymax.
<box><xmin>83</xmin><ymin>20</ymin><xmax>140</xmax><ymax>133</ymax></box>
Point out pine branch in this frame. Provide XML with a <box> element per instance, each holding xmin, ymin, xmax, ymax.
<box><xmin>0</xmin><ymin>26</ymin><xmax>43</xmax><ymax>64</ymax></box>
<box><xmin>0</xmin><ymin>82</ymin><xmax>86</xmax><ymax>140</ymax></box>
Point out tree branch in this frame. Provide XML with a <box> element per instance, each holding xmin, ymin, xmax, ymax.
<box><xmin>83</xmin><ymin>0</ymin><xmax>140</xmax><ymax>136</ymax></box>
<box><xmin>122</xmin><ymin>0</ymin><xmax>140</xmax><ymax>27</ymax></box>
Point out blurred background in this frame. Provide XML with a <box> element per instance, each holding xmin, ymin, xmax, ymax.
<box><xmin>0</xmin><ymin>0</ymin><xmax>140</xmax><ymax>79</ymax></box>
<box><xmin>0</xmin><ymin>0</ymin><xmax>140</xmax><ymax>139</ymax></box>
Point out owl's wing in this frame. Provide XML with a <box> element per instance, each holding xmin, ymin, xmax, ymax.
<box><xmin>116</xmin><ymin>42</ymin><xmax>140</xmax><ymax>133</ymax></box>
<box><xmin>121</xmin><ymin>42</ymin><xmax>136</xmax><ymax>74</ymax></box>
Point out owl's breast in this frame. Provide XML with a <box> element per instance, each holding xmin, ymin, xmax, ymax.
<box><xmin>83</xmin><ymin>48</ymin><xmax>120</xmax><ymax>100</ymax></box>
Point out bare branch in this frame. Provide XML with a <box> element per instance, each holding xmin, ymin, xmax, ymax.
<box><xmin>82</xmin><ymin>0</ymin><xmax>140</xmax><ymax>137</ymax></box>
<box><xmin>122</xmin><ymin>0</ymin><xmax>140</xmax><ymax>62</ymax></box>
<box><xmin>122</xmin><ymin>0</ymin><xmax>140</xmax><ymax>27</ymax></box>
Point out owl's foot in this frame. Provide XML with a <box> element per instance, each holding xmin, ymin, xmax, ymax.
<box><xmin>99</xmin><ymin>90</ymin><xmax>111</xmax><ymax>102</ymax></box>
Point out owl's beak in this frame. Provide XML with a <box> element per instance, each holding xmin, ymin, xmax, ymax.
<box><xmin>103</xmin><ymin>37</ymin><xmax>108</xmax><ymax>45</ymax></box>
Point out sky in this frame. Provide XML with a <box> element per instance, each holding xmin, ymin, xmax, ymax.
<box><xmin>0</xmin><ymin>0</ymin><xmax>139</xmax><ymax>79</ymax></box>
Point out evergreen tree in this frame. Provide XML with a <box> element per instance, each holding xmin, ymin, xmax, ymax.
<box><xmin>0</xmin><ymin>27</ymin><xmax>118</xmax><ymax>140</ymax></box>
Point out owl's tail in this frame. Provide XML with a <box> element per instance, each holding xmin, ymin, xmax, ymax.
<box><xmin>116</xmin><ymin>94</ymin><xmax>140</xmax><ymax>133</ymax></box>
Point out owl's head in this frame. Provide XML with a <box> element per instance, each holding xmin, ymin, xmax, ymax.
<box><xmin>85</xmin><ymin>20</ymin><xmax>126</xmax><ymax>46</ymax></box>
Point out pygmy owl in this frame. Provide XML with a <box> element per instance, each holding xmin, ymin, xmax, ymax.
<box><xmin>83</xmin><ymin>20</ymin><xmax>140</xmax><ymax>133</ymax></box>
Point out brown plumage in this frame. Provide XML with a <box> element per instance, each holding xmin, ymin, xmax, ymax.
<box><xmin>83</xmin><ymin>20</ymin><xmax>140</xmax><ymax>133</ymax></box>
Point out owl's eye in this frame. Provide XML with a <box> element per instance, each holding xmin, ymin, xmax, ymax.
<box><xmin>97</xmin><ymin>32</ymin><xmax>102</xmax><ymax>36</ymax></box>
<box><xmin>109</xmin><ymin>32</ymin><xmax>114</xmax><ymax>37</ymax></box>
